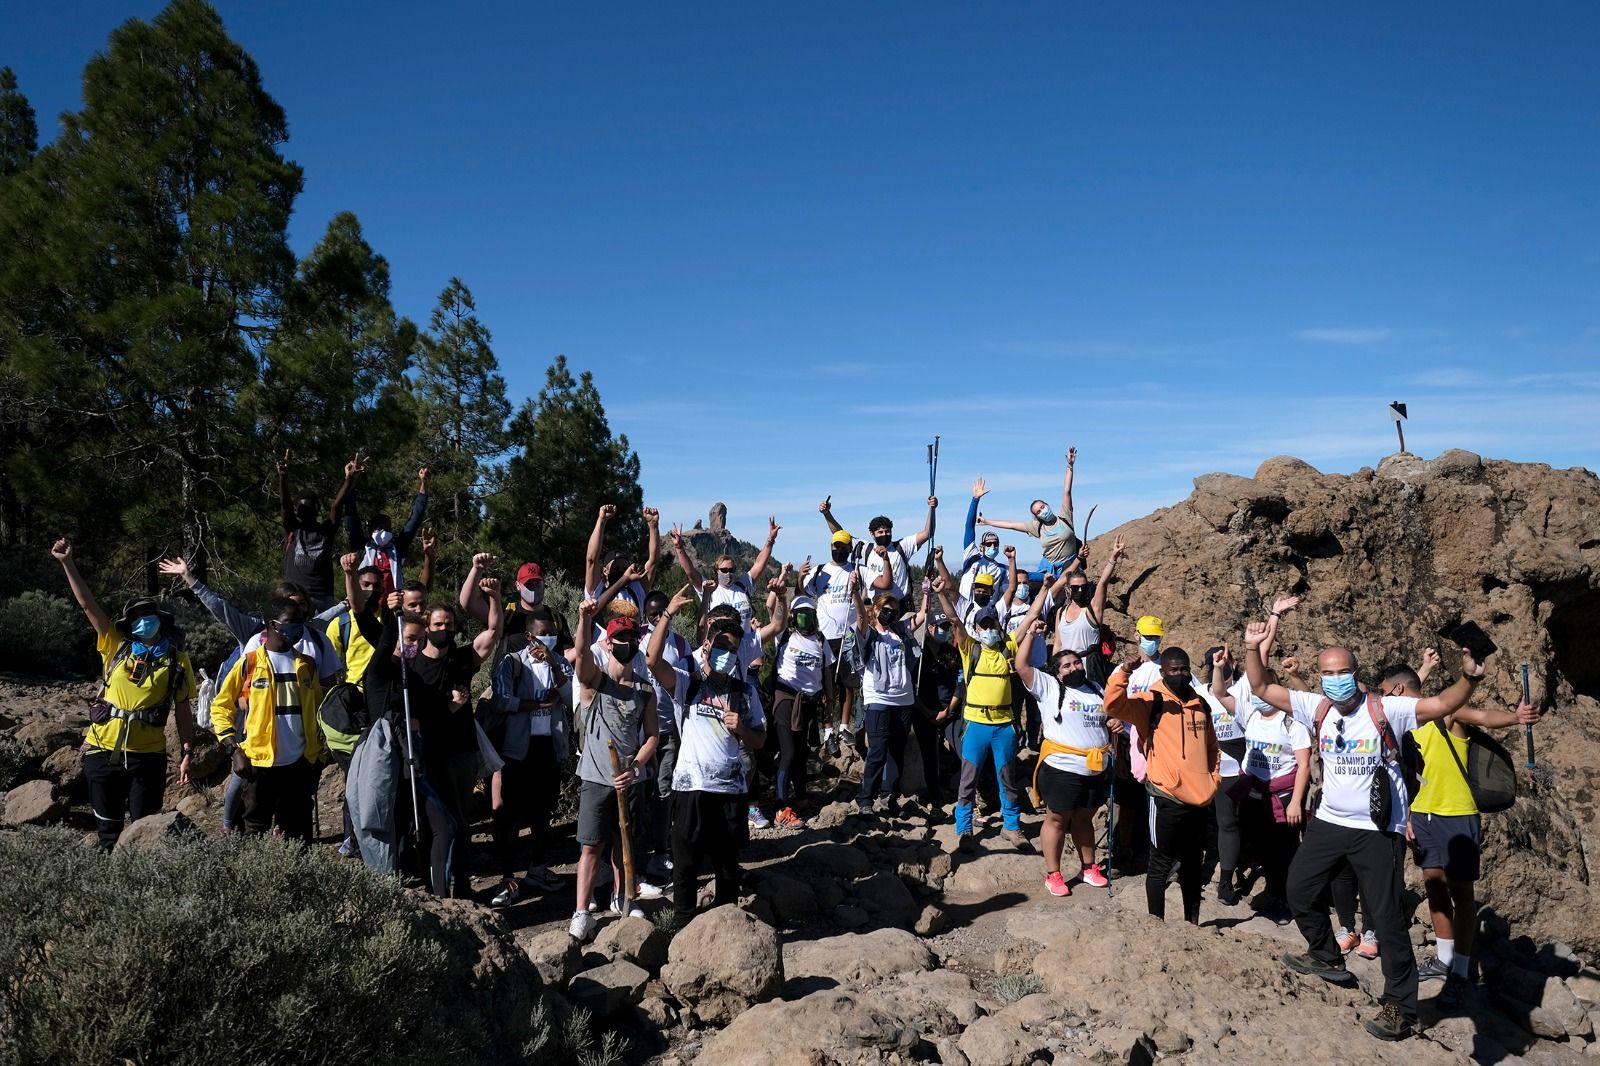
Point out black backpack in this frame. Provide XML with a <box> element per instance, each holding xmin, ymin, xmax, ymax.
<box><xmin>1434</xmin><ymin>719</ymin><xmax>1518</xmax><ymax>814</ymax></box>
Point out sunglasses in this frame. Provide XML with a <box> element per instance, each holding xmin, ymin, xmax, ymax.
<box><xmin>717</xmin><ymin>568</ymin><xmax>735</xmax><ymax>574</ymax></box>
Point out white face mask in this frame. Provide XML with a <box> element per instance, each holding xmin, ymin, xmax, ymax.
<box><xmin>371</xmin><ymin>529</ymin><xmax>394</xmax><ymax>549</ymax></box>
<box><xmin>518</xmin><ymin>583</ymin><xmax>543</xmax><ymax>605</ymax></box>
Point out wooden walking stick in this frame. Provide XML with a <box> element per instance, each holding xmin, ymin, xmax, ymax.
<box><xmin>607</xmin><ymin>739</ymin><xmax>636</xmax><ymax>911</ymax></box>
<box><xmin>1521</xmin><ymin>663</ymin><xmax>1537</xmax><ymax>792</ymax></box>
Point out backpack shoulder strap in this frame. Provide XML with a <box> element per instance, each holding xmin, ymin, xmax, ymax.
<box><xmin>1313</xmin><ymin>697</ymin><xmax>1333</xmax><ymax>746</ymax></box>
<box><xmin>1435</xmin><ymin>716</ymin><xmax>1474</xmax><ymax>785</ymax></box>
<box><xmin>1366</xmin><ymin>693</ymin><xmax>1399</xmax><ymax>757</ymax></box>
<box><xmin>100</xmin><ymin>641</ymin><xmax>133</xmax><ymax>693</ymax></box>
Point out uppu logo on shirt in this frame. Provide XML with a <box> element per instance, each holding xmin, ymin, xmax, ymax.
<box><xmin>1320</xmin><ymin>734</ymin><xmax>1379</xmax><ymax>756</ymax></box>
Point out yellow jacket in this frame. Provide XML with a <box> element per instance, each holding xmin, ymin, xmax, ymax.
<box><xmin>212</xmin><ymin>647</ymin><xmax>326</xmax><ymax>767</ymax></box>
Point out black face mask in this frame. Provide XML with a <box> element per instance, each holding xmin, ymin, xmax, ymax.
<box><xmin>1068</xmin><ymin>585</ymin><xmax>1089</xmax><ymax>603</ymax></box>
<box><xmin>972</xmin><ymin>591</ymin><xmax>992</xmax><ymax>606</ymax></box>
<box><xmin>873</xmin><ymin>533</ymin><xmax>893</xmax><ymax>548</ymax></box>
<box><xmin>1062</xmin><ymin>669</ymin><xmax>1087</xmax><ymax>688</ymax></box>
<box><xmin>426</xmin><ymin>630</ymin><xmax>455</xmax><ymax>649</ymax></box>
<box><xmin>831</xmin><ymin>546</ymin><xmax>850</xmax><ymax>563</ymax></box>
<box><xmin>295</xmin><ymin>504</ymin><xmax>319</xmax><ymax>526</ymax></box>
<box><xmin>1164</xmin><ymin>673</ymin><xmax>1194</xmax><ymax>697</ymax></box>
<box><xmin>611</xmin><ymin>642</ymin><xmax>637</xmax><ymax>661</ymax></box>
<box><xmin>877</xmin><ymin>606</ymin><xmax>900</xmax><ymax>624</ymax></box>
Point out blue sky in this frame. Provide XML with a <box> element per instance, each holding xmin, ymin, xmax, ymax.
<box><xmin>11</xmin><ymin>3</ymin><xmax>1600</xmax><ymax>562</ymax></box>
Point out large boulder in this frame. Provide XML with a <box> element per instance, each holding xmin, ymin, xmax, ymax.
<box><xmin>518</xmin><ymin>929</ymin><xmax>580</xmax><ymax>989</ymax></box>
<box><xmin>41</xmin><ymin>745</ymin><xmax>84</xmax><ymax>794</ymax></box>
<box><xmin>787</xmin><ymin>928</ymin><xmax>935</xmax><ymax>989</ymax></box>
<box><xmin>660</xmin><ymin>904</ymin><xmax>783</xmax><ymax>1025</ymax></box>
<box><xmin>2</xmin><ymin>779</ymin><xmax>63</xmax><ymax>826</ymax></box>
<box><xmin>592</xmin><ymin>915</ymin><xmax>670</xmax><ymax>971</ymax></box>
<box><xmin>695</xmin><ymin>989</ymin><xmax>917</xmax><ymax>1066</ymax></box>
<box><xmin>114</xmin><ymin>811</ymin><xmax>192</xmax><ymax>851</ymax></box>
<box><xmin>568</xmin><ymin>960</ymin><xmax>649</xmax><ymax>1018</ymax></box>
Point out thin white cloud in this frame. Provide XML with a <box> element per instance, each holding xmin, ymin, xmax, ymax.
<box><xmin>1294</xmin><ymin>327</ymin><xmax>1392</xmax><ymax>345</ymax></box>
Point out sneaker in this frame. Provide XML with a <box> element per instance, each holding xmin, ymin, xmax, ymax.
<box><xmin>338</xmin><ymin>836</ymin><xmax>354</xmax><ymax>857</ymax></box>
<box><xmin>1336</xmin><ymin>926</ymin><xmax>1360</xmax><ymax>955</ymax></box>
<box><xmin>748</xmin><ymin>805</ymin><xmax>771</xmax><ymax>829</ymax></box>
<box><xmin>1416</xmin><ymin>954</ymin><xmax>1451</xmax><ymax>981</ymax></box>
<box><xmin>957</xmin><ymin>833</ymin><xmax>979</xmax><ymax>855</ymax></box>
<box><xmin>1438</xmin><ymin>972</ymin><xmax>1469</xmax><ymax>1010</ymax></box>
<box><xmin>609</xmin><ymin>893</ymin><xmax>646</xmax><ymax>919</ymax></box>
<box><xmin>775</xmin><ymin>807</ymin><xmax>803</xmax><ymax>829</ymax></box>
<box><xmin>490</xmin><ymin>880</ymin><xmax>522</xmax><ymax>908</ymax></box>
<box><xmin>525</xmin><ymin>865</ymin><xmax>564</xmax><ymax>893</ymax></box>
<box><xmin>569</xmin><ymin>910</ymin><xmax>597</xmax><ymax>942</ymax></box>
<box><xmin>1001</xmin><ymin>828</ymin><xmax>1032</xmax><ymax>852</ymax></box>
<box><xmin>1045</xmin><ymin>871</ymin><xmax>1071</xmax><ymax>897</ymax></box>
<box><xmin>1363</xmin><ymin>1002</ymin><xmax>1414</xmax><ymax>1041</ymax></box>
<box><xmin>1358</xmin><ymin>930</ymin><xmax>1379</xmax><ymax>960</ymax></box>
<box><xmin>1217</xmin><ymin>879</ymin><xmax>1241</xmax><ymax>906</ymax></box>
<box><xmin>1080</xmin><ymin>864</ymin><xmax>1109</xmax><ymax>889</ymax></box>
<box><xmin>1283</xmin><ymin>951</ymin><xmax>1358</xmax><ymax>987</ymax></box>
<box><xmin>634</xmin><ymin>879</ymin><xmax>666</xmax><ymax>901</ymax></box>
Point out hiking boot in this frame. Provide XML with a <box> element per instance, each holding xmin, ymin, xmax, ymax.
<box><xmin>1217</xmin><ymin>880</ymin><xmax>1241</xmax><ymax>906</ymax></box>
<box><xmin>774</xmin><ymin>806</ymin><xmax>803</xmax><ymax>829</ymax></box>
<box><xmin>1358</xmin><ymin>930</ymin><xmax>1379</xmax><ymax>959</ymax></box>
<box><xmin>1438</xmin><ymin>973</ymin><xmax>1470</xmax><ymax>1010</ymax></box>
<box><xmin>1081</xmin><ymin>864</ymin><xmax>1109</xmax><ymax>889</ymax></box>
<box><xmin>1001</xmin><ymin>828</ymin><xmax>1031</xmax><ymax>852</ymax></box>
<box><xmin>1283</xmin><ymin>951</ymin><xmax>1358</xmax><ymax>986</ymax></box>
<box><xmin>1045</xmin><ymin>871</ymin><xmax>1071</xmax><ymax>897</ymax></box>
<box><xmin>1336</xmin><ymin>926</ymin><xmax>1360</xmax><ymax>955</ymax></box>
<box><xmin>748</xmin><ymin>805</ymin><xmax>770</xmax><ymax>829</ymax></box>
<box><xmin>490</xmin><ymin>880</ymin><xmax>522</xmax><ymax>908</ymax></box>
<box><xmin>1416</xmin><ymin>954</ymin><xmax>1451</xmax><ymax>981</ymax></box>
<box><xmin>633</xmin><ymin>879</ymin><xmax>666</xmax><ymax>901</ymax></box>
<box><xmin>957</xmin><ymin>833</ymin><xmax>979</xmax><ymax>855</ymax></box>
<box><xmin>824</xmin><ymin>728</ymin><xmax>842</xmax><ymax>758</ymax></box>
<box><xmin>1363</xmin><ymin>1002</ymin><xmax>1414</xmax><ymax>1041</ymax></box>
<box><xmin>569</xmin><ymin>910</ymin><xmax>597</xmax><ymax>942</ymax></box>
<box><xmin>609</xmin><ymin>894</ymin><xmax>646</xmax><ymax>919</ymax></box>
<box><xmin>525</xmin><ymin>865</ymin><xmax>564</xmax><ymax>893</ymax></box>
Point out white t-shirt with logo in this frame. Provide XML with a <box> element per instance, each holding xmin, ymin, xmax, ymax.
<box><xmin>859</xmin><ymin>625</ymin><xmax>916</xmax><ymax>707</ymax></box>
<box><xmin>1242</xmin><ymin>709</ymin><xmax>1311</xmax><ymax>783</ymax></box>
<box><xmin>775</xmin><ymin>631</ymin><xmax>834</xmax><ymax>695</ymax></box>
<box><xmin>1199</xmin><ymin>677</ymin><xmax>1250</xmax><ymax>777</ymax></box>
<box><xmin>1025</xmin><ymin>670</ymin><xmax>1109</xmax><ymax>777</ymax></box>
<box><xmin>1288</xmin><ymin>689</ymin><xmax>1420</xmax><ymax>833</ymax></box>
<box><xmin>672</xmin><ymin>677</ymin><xmax>767</xmax><ymax>794</ymax></box>
<box><xmin>804</xmin><ymin>562</ymin><xmax>858</xmax><ymax>641</ymax></box>
<box><xmin>707</xmin><ymin>574</ymin><xmax>756</xmax><ymax>627</ymax></box>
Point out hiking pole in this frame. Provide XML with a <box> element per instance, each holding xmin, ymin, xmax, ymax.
<box><xmin>398</xmin><ymin>652</ymin><xmax>422</xmax><ymax>841</ymax></box>
<box><xmin>1105</xmin><ymin>745</ymin><xmax>1116</xmax><ymax>897</ymax></box>
<box><xmin>1521</xmin><ymin>662</ymin><xmax>1537</xmax><ymax>791</ymax></box>
<box><xmin>607</xmin><ymin>740</ymin><xmax>637</xmax><ymax>912</ymax></box>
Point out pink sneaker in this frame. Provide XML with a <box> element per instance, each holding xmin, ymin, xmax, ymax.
<box><xmin>1336</xmin><ymin>927</ymin><xmax>1360</xmax><ymax>955</ymax></box>
<box><xmin>1045</xmin><ymin>871</ymin><xmax>1071</xmax><ymax>897</ymax></box>
<box><xmin>1357</xmin><ymin>930</ymin><xmax>1379</xmax><ymax>960</ymax></box>
<box><xmin>1080</xmin><ymin>863</ymin><xmax>1109</xmax><ymax>888</ymax></box>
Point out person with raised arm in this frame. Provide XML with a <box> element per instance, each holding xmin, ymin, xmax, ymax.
<box><xmin>351</xmin><ymin>466</ymin><xmax>430</xmax><ymax>598</ymax></box>
<box><xmin>976</xmin><ymin>446</ymin><xmax>1081</xmax><ymax>578</ymax></box>
<box><xmin>959</xmin><ymin>477</ymin><xmax>1009</xmax><ymax>601</ymax></box>
<box><xmin>584</xmin><ymin>504</ymin><xmax>661</xmax><ymax>614</ymax></box>
<box><xmin>1054</xmin><ymin>535</ymin><xmax>1125</xmax><ymax>683</ymax></box>
<box><xmin>821</xmin><ymin>492</ymin><xmax>937</xmax><ymax>602</ymax></box>
<box><xmin>277</xmin><ymin>449</ymin><xmax>360</xmax><ymax>609</ymax></box>
<box><xmin>1243</xmin><ymin>620</ymin><xmax>1490</xmax><ymax>1041</ymax></box>
<box><xmin>850</xmin><ymin>566</ymin><xmax>923</xmax><ymax>815</ymax></box>
<box><xmin>802</xmin><ymin>508</ymin><xmax>863</xmax><ymax>755</ymax></box>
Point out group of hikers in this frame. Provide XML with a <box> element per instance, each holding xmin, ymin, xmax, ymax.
<box><xmin>50</xmin><ymin>446</ymin><xmax>1542</xmax><ymax>1043</ymax></box>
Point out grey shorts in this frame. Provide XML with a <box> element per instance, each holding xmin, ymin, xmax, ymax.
<box><xmin>1411</xmin><ymin>811</ymin><xmax>1481</xmax><ymax>882</ymax></box>
<box><xmin>577</xmin><ymin>780</ymin><xmax>622</xmax><ymax>847</ymax></box>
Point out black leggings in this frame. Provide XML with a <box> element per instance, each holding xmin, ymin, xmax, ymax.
<box><xmin>84</xmin><ymin>750</ymin><xmax>166</xmax><ymax>850</ymax></box>
<box><xmin>772</xmin><ymin>686</ymin><xmax>820</xmax><ymax>803</ymax></box>
<box><xmin>1248</xmin><ymin>799</ymin><xmax>1301</xmax><ymax>900</ymax></box>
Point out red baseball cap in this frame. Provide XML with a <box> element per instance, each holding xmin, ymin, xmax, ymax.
<box><xmin>516</xmin><ymin>562</ymin><xmax>544</xmax><ymax>585</ymax></box>
<box><xmin>604</xmin><ymin>616</ymin><xmax>639</xmax><ymax>639</ymax></box>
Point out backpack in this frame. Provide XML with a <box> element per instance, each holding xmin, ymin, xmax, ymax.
<box><xmin>317</xmin><ymin>680</ymin><xmax>370</xmax><ymax>758</ymax></box>
<box><xmin>1433</xmin><ymin>718</ymin><xmax>1518</xmax><ymax>814</ymax></box>
<box><xmin>89</xmin><ymin>641</ymin><xmax>186</xmax><ymax>730</ymax></box>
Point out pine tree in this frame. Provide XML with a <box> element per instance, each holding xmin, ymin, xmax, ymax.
<box><xmin>0</xmin><ymin>67</ymin><xmax>37</xmax><ymax>177</ymax></box>
<box><xmin>0</xmin><ymin>66</ymin><xmax>40</xmax><ymax>543</ymax></box>
<box><xmin>411</xmin><ymin>278</ymin><xmax>510</xmax><ymax>558</ymax></box>
<box><xmin>489</xmin><ymin>356</ymin><xmax>645</xmax><ymax>577</ymax></box>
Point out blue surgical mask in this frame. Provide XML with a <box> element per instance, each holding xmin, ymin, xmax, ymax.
<box><xmin>710</xmin><ymin>649</ymin><xmax>739</xmax><ymax>676</ymax></box>
<box><xmin>1139</xmin><ymin>637</ymin><xmax>1161</xmax><ymax>657</ymax></box>
<box><xmin>1037</xmin><ymin>507</ymin><xmax>1056</xmax><ymax>523</ymax></box>
<box><xmin>978</xmin><ymin>629</ymin><xmax>1003</xmax><ymax>648</ymax></box>
<box><xmin>932</xmin><ymin>626</ymin><xmax>951</xmax><ymax>643</ymax></box>
<box><xmin>1250</xmin><ymin>696</ymin><xmax>1275</xmax><ymax>715</ymax></box>
<box><xmin>982</xmin><ymin>544</ymin><xmax>999</xmax><ymax>560</ymax></box>
<box><xmin>536</xmin><ymin>634</ymin><xmax>557</xmax><ymax>652</ymax></box>
<box><xmin>1013</xmin><ymin>585</ymin><xmax>1032</xmax><ymax>604</ymax></box>
<box><xmin>129</xmin><ymin>615</ymin><xmax>161</xmax><ymax>642</ymax></box>
<box><xmin>1320</xmin><ymin>672</ymin><xmax>1359</xmax><ymax>703</ymax></box>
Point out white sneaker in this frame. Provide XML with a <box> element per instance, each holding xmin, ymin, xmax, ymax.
<box><xmin>634</xmin><ymin>879</ymin><xmax>666</xmax><ymax>900</ymax></box>
<box><xmin>569</xmin><ymin>910</ymin><xmax>597</xmax><ymax>942</ymax></box>
<box><xmin>609</xmin><ymin>893</ymin><xmax>646</xmax><ymax>919</ymax></box>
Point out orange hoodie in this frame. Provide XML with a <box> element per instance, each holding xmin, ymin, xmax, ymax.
<box><xmin>1104</xmin><ymin>667</ymin><xmax>1219</xmax><ymax>806</ymax></box>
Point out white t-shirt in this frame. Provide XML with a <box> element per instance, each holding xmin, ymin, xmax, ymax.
<box><xmin>858</xmin><ymin>535</ymin><xmax>919</xmax><ymax>601</ymax></box>
<box><xmin>1199</xmin><ymin>677</ymin><xmax>1250</xmax><ymax>778</ymax></box>
<box><xmin>1003</xmin><ymin>597</ymin><xmax>1049</xmax><ymax>669</ymax></box>
<box><xmin>707</xmin><ymin>575</ymin><xmax>755</xmax><ymax>628</ymax></box>
<box><xmin>1288</xmin><ymin>689</ymin><xmax>1420</xmax><ymax>833</ymax></box>
<box><xmin>859</xmin><ymin>625</ymin><xmax>916</xmax><ymax>707</ymax></box>
<box><xmin>775</xmin><ymin>631</ymin><xmax>834</xmax><ymax>695</ymax></box>
<box><xmin>672</xmin><ymin>676</ymin><xmax>767</xmax><ymax>794</ymax></box>
<box><xmin>1055</xmin><ymin>604</ymin><xmax>1099</xmax><ymax>656</ymax></box>
<box><xmin>264</xmin><ymin>648</ymin><xmax>307</xmax><ymax>766</ymax></box>
<box><xmin>244</xmin><ymin>626</ymin><xmax>340</xmax><ymax>683</ymax></box>
<box><xmin>804</xmin><ymin>562</ymin><xmax>858</xmax><ymax>641</ymax></box>
<box><xmin>1026</xmin><ymin>670</ymin><xmax>1109</xmax><ymax>776</ymax></box>
<box><xmin>1242</xmin><ymin>708</ymin><xmax>1311</xmax><ymax>783</ymax></box>
<box><xmin>1128</xmin><ymin>659</ymin><xmax>1162</xmax><ymax>695</ymax></box>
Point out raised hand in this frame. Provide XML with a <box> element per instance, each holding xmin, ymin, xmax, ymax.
<box><xmin>767</xmin><ymin>575</ymin><xmax>787</xmax><ymax>594</ymax></box>
<box><xmin>1271</xmin><ymin>593</ymin><xmax>1301</xmax><ymax>616</ymax></box>
<box><xmin>667</xmin><ymin>583</ymin><xmax>696</xmax><ymax>616</ymax></box>
<box><xmin>767</xmin><ymin>516</ymin><xmax>781</xmax><ymax>543</ymax></box>
<box><xmin>1031</xmin><ymin>619</ymin><xmax>1047</xmax><ymax>635</ymax></box>
<box><xmin>598</xmin><ymin>503</ymin><xmax>616</xmax><ymax>521</ymax></box>
<box><xmin>50</xmin><ymin>537</ymin><xmax>72</xmax><ymax>562</ymax></box>
<box><xmin>1244</xmin><ymin>620</ymin><xmax>1269</xmax><ymax>649</ymax></box>
<box><xmin>642</xmin><ymin>506</ymin><xmax>660</xmax><ymax>526</ymax></box>
<box><xmin>927</xmin><ymin>495</ymin><xmax>938</xmax><ymax>510</ymax></box>
<box><xmin>420</xmin><ymin>527</ymin><xmax>437</xmax><ymax>557</ymax></box>
<box><xmin>797</xmin><ymin>558</ymin><xmax>813</xmax><ymax>585</ymax></box>
<box><xmin>1120</xmin><ymin>644</ymin><xmax>1143</xmax><ymax>675</ymax></box>
<box><xmin>577</xmin><ymin>597</ymin><xmax>599</xmax><ymax>621</ymax></box>
<box><xmin>1280</xmin><ymin>656</ymin><xmax>1300</xmax><ymax>674</ymax></box>
<box><xmin>1514</xmin><ymin>699</ymin><xmax>1541</xmax><ymax>725</ymax></box>
<box><xmin>472</xmin><ymin>552</ymin><xmax>496</xmax><ymax>570</ymax></box>
<box><xmin>1420</xmin><ymin>646</ymin><xmax>1441</xmax><ymax>675</ymax></box>
<box><xmin>873</xmin><ymin>543</ymin><xmax>890</xmax><ymax>559</ymax></box>
<box><xmin>1459</xmin><ymin>644</ymin><xmax>1488</xmax><ymax>678</ymax></box>
<box><xmin>1213</xmin><ymin>646</ymin><xmax>1229</xmax><ymax>671</ymax></box>
<box><xmin>479</xmin><ymin>577</ymin><xmax>501</xmax><ymax>599</ymax></box>
<box><xmin>972</xmin><ymin>477</ymin><xmax>989</xmax><ymax>499</ymax></box>
<box><xmin>932</xmin><ymin>545</ymin><xmax>944</xmax><ymax>561</ymax></box>
<box><xmin>158</xmin><ymin>557</ymin><xmax>192</xmax><ymax>581</ymax></box>
<box><xmin>1067</xmin><ymin>446</ymin><xmax>1077</xmax><ymax>467</ymax></box>
<box><xmin>819</xmin><ymin>496</ymin><xmax>832</xmax><ymax>515</ymax></box>
<box><xmin>1003</xmin><ymin>545</ymin><xmax>1017</xmax><ymax>562</ymax></box>
<box><xmin>623</xmin><ymin>563</ymin><xmax>647</xmax><ymax>583</ymax></box>
<box><xmin>932</xmin><ymin>574</ymin><xmax>948</xmax><ymax>594</ymax></box>
<box><xmin>668</xmin><ymin>523</ymin><xmax>685</xmax><ymax>551</ymax></box>
<box><xmin>276</xmin><ymin>449</ymin><xmax>290</xmax><ymax>475</ymax></box>
<box><xmin>386</xmin><ymin>591</ymin><xmax>403</xmax><ymax>612</ymax></box>
<box><xmin>339</xmin><ymin>552</ymin><xmax>359</xmax><ymax>574</ymax></box>
<box><xmin>1111</xmin><ymin>535</ymin><xmax>1126</xmax><ymax>560</ymax></box>
<box><xmin>345</xmin><ymin>453</ymin><xmax>365</xmax><ymax>478</ymax></box>
<box><xmin>848</xmin><ymin>570</ymin><xmax>862</xmax><ymax>593</ymax></box>
<box><xmin>417</xmin><ymin>466</ymin><xmax>430</xmax><ymax>488</ymax></box>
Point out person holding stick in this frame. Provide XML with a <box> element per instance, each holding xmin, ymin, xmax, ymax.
<box><xmin>570</xmin><ymin>600</ymin><xmax>658</xmax><ymax>942</ymax></box>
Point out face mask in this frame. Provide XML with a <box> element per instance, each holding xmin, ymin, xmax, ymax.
<box><xmin>794</xmin><ymin>611</ymin><xmax>816</xmax><ymax>631</ymax></box>
<box><xmin>1164</xmin><ymin>673</ymin><xmax>1194</xmax><ymax>697</ymax></box>
<box><xmin>972</xmin><ymin>591</ymin><xmax>992</xmax><ymax>606</ymax></box>
<box><xmin>276</xmin><ymin>621</ymin><xmax>306</xmax><ymax>646</ymax></box>
<box><xmin>877</xmin><ymin>606</ymin><xmax>900</xmax><ymax>624</ymax></box>
<box><xmin>536</xmin><ymin>634</ymin><xmax>558</xmax><ymax>652</ymax></box>
<box><xmin>1062</xmin><ymin>668</ymin><xmax>1087</xmax><ymax>688</ymax></box>
<box><xmin>295</xmin><ymin>505</ymin><xmax>319</xmax><ymax>525</ymax></box>
<box><xmin>426</xmin><ymin>630</ymin><xmax>454</xmax><ymax>649</ymax></box>
<box><xmin>931</xmin><ymin>626</ymin><xmax>951</xmax><ymax>643</ymax></box>
<box><xmin>982</xmin><ymin>544</ymin><xmax>999</xmax><ymax>560</ymax></box>
<box><xmin>1139</xmin><ymin>637</ymin><xmax>1161</xmax><ymax>657</ymax></box>
<box><xmin>873</xmin><ymin>533</ymin><xmax>893</xmax><ymax>548</ymax></box>
<box><xmin>710</xmin><ymin>648</ymin><xmax>739</xmax><ymax>676</ymax></box>
<box><xmin>519</xmin><ymin>584</ymin><xmax>543</xmax><ymax>606</ymax></box>
<box><xmin>978</xmin><ymin>629</ymin><xmax>1003</xmax><ymax>648</ymax></box>
<box><xmin>611</xmin><ymin>641</ymin><xmax>637</xmax><ymax>661</ymax></box>
<box><xmin>1068</xmin><ymin>585</ymin><xmax>1089</xmax><ymax>603</ymax></box>
<box><xmin>129</xmin><ymin>615</ymin><xmax>161</xmax><ymax>642</ymax></box>
<box><xmin>1250</xmin><ymin>696</ymin><xmax>1275</xmax><ymax>715</ymax></box>
<box><xmin>831</xmin><ymin>546</ymin><xmax>850</xmax><ymax>563</ymax></box>
<box><xmin>1037</xmin><ymin>506</ymin><xmax>1056</xmax><ymax>523</ymax></box>
<box><xmin>1013</xmin><ymin>585</ymin><xmax>1032</xmax><ymax>604</ymax></box>
<box><xmin>716</xmin><ymin>571</ymin><xmax>734</xmax><ymax>587</ymax></box>
<box><xmin>1320</xmin><ymin>672</ymin><xmax>1358</xmax><ymax>703</ymax></box>
<box><xmin>400</xmin><ymin>641</ymin><xmax>421</xmax><ymax>660</ymax></box>
<box><xmin>371</xmin><ymin>529</ymin><xmax>394</xmax><ymax>549</ymax></box>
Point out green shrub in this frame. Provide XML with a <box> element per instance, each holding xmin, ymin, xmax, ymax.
<box><xmin>0</xmin><ymin>591</ymin><xmax>97</xmax><ymax>677</ymax></box>
<box><xmin>984</xmin><ymin>973</ymin><xmax>1044</xmax><ymax>1004</ymax></box>
<box><xmin>523</xmin><ymin>1002</ymin><xmax>628</xmax><ymax>1066</ymax></box>
<box><xmin>0</xmin><ymin>735</ymin><xmax>27</xmax><ymax>791</ymax></box>
<box><xmin>0</xmin><ymin>829</ymin><xmax>531</xmax><ymax>1065</ymax></box>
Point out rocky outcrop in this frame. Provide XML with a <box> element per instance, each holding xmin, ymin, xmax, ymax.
<box><xmin>660</xmin><ymin>904</ymin><xmax>783</xmax><ymax>1025</ymax></box>
<box><xmin>1089</xmin><ymin>450</ymin><xmax>1600</xmax><ymax>962</ymax></box>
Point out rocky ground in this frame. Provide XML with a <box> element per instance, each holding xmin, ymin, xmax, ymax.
<box><xmin>3</xmin><ymin>449</ymin><xmax>1598</xmax><ymax>1064</ymax></box>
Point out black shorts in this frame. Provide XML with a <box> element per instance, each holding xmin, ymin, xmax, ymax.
<box><xmin>1411</xmin><ymin>811</ymin><xmax>1481</xmax><ymax>882</ymax></box>
<box><xmin>825</xmin><ymin>637</ymin><xmax>861</xmax><ymax>690</ymax></box>
<box><xmin>1038</xmin><ymin>763</ymin><xmax>1110</xmax><ymax>814</ymax></box>
<box><xmin>576</xmin><ymin>780</ymin><xmax>622</xmax><ymax>847</ymax></box>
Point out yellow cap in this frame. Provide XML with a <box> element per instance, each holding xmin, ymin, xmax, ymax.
<box><xmin>1136</xmin><ymin>615</ymin><xmax>1165</xmax><ymax>637</ymax></box>
<box><xmin>830</xmin><ymin>530</ymin><xmax>853</xmax><ymax>546</ymax></box>
<box><xmin>973</xmin><ymin>572</ymin><xmax>996</xmax><ymax>587</ymax></box>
